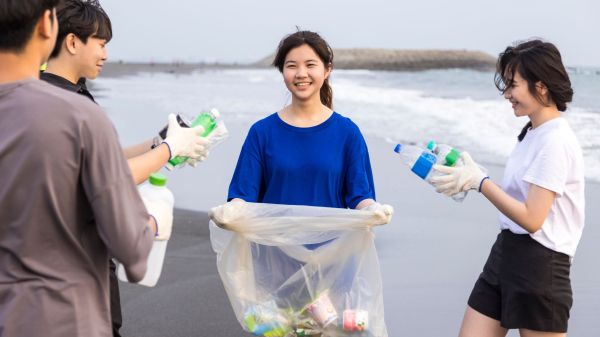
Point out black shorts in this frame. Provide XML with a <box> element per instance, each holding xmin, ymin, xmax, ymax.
<box><xmin>468</xmin><ymin>230</ymin><xmax>572</xmax><ymax>333</ymax></box>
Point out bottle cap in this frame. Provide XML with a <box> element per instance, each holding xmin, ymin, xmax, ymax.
<box><xmin>444</xmin><ymin>148</ymin><xmax>461</xmax><ymax>167</ymax></box>
<box><xmin>209</xmin><ymin>108</ymin><xmax>220</xmax><ymax>118</ymax></box>
<box><xmin>394</xmin><ymin>144</ymin><xmax>401</xmax><ymax>153</ymax></box>
<box><xmin>149</xmin><ymin>173</ymin><xmax>167</xmax><ymax>187</ymax></box>
<box><xmin>427</xmin><ymin>140</ymin><xmax>436</xmax><ymax>151</ymax></box>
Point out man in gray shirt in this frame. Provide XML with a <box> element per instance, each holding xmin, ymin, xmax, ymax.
<box><xmin>0</xmin><ymin>1</ymin><xmax>158</xmax><ymax>336</ymax></box>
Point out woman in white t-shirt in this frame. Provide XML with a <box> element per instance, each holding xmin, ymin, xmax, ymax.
<box><xmin>432</xmin><ymin>40</ymin><xmax>585</xmax><ymax>337</ymax></box>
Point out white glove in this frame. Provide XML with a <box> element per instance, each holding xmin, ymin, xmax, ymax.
<box><xmin>361</xmin><ymin>202</ymin><xmax>394</xmax><ymax>225</ymax></box>
<box><xmin>144</xmin><ymin>198</ymin><xmax>173</xmax><ymax>241</ymax></box>
<box><xmin>209</xmin><ymin>199</ymin><xmax>247</xmax><ymax>228</ymax></box>
<box><xmin>185</xmin><ymin>157</ymin><xmax>199</xmax><ymax>168</ymax></box>
<box><xmin>182</xmin><ymin>121</ymin><xmax>228</xmax><ymax>168</ymax></box>
<box><xmin>184</xmin><ymin>150</ymin><xmax>209</xmax><ymax>168</ymax></box>
<box><xmin>208</xmin><ymin>121</ymin><xmax>229</xmax><ymax>145</ymax></box>
<box><xmin>162</xmin><ymin>113</ymin><xmax>209</xmax><ymax>160</ymax></box>
<box><xmin>430</xmin><ymin>152</ymin><xmax>488</xmax><ymax>197</ymax></box>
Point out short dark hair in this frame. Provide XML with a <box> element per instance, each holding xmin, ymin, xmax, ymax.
<box><xmin>0</xmin><ymin>0</ymin><xmax>61</xmax><ymax>52</ymax></box>
<box><xmin>494</xmin><ymin>39</ymin><xmax>574</xmax><ymax>141</ymax></box>
<box><xmin>50</xmin><ymin>0</ymin><xmax>112</xmax><ymax>58</ymax></box>
<box><xmin>272</xmin><ymin>30</ymin><xmax>334</xmax><ymax>109</ymax></box>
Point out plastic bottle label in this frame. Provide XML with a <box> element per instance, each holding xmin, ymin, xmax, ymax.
<box><xmin>411</xmin><ymin>152</ymin><xmax>436</xmax><ymax>179</ymax></box>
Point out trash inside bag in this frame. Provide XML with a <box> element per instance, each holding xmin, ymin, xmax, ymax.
<box><xmin>209</xmin><ymin>202</ymin><xmax>389</xmax><ymax>337</ymax></box>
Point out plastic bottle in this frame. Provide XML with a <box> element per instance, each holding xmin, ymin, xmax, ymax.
<box><xmin>427</xmin><ymin>140</ymin><xmax>467</xmax><ymax>202</ymax></box>
<box><xmin>393</xmin><ymin>143</ymin><xmax>438</xmax><ymax>182</ymax></box>
<box><xmin>166</xmin><ymin>108</ymin><xmax>220</xmax><ymax>170</ymax></box>
<box><xmin>117</xmin><ymin>173</ymin><xmax>174</xmax><ymax>287</ymax></box>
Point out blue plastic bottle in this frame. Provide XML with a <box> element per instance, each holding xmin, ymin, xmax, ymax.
<box><xmin>393</xmin><ymin>143</ymin><xmax>438</xmax><ymax>181</ymax></box>
<box><xmin>427</xmin><ymin>141</ymin><xmax>467</xmax><ymax>202</ymax></box>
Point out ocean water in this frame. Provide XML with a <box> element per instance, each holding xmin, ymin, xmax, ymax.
<box><xmin>94</xmin><ymin>67</ymin><xmax>600</xmax><ymax>182</ymax></box>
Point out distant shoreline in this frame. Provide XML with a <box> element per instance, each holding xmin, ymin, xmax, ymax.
<box><xmin>101</xmin><ymin>48</ymin><xmax>498</xmax><ymax>77</ymax></box>
<box><xmin>257</xmin><ymin>48</ymin><xmax>497</xmax><ymax>71</ymax></box>
<box><xmin>99</xmin><ymin>61</ymin><xmax>246</xmax><ymax>78</ymax></box>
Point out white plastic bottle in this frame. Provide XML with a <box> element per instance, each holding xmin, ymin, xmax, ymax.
<box><xmin>427</xmin><ymin>141</ymin><xmax>467</xmax><ymax>202</ymax></box>
<box><xmin>118</xmin><ymin>173</ymin><xmax>174</xmax><ymax>287</ymax></box>
<box><xmin>393</xmin><ymin>143</ymin><xmax>438</xmax><ymax>182</ymax></box>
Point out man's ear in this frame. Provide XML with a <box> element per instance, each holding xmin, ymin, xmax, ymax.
<box><xmin>65</xmin><ymin>33</ymin><xmax>78</xmax><ymax>55</ymax></box>
<box><xmin>38</xmin><ymin>9</ymin><xmax>54</xmax><ymax>39</ymax></box>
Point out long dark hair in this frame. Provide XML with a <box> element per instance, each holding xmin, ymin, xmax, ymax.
<box><xmin>494</xmin><ymin>39</ymin><xmax>573</xmax><ymax>141</ymax></box>
<box><xmin>272</xmin><ymin>30</ymin><xmax>334</xmax><ymax>109</ymax></box>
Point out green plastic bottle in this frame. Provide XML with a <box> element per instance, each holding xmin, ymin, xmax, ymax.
<box><xmin>166</xmin><ymin>108</ymin><xmax>219</xmax><ymax>170</ymax></box>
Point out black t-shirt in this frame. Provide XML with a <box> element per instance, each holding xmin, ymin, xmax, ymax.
<box><xmin>40</xmin><ymin>72</ymin><xmax>96</xmax><ymax>103</ymax></box>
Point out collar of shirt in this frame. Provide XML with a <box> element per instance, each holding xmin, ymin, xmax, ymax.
<box><xmin>39</xmin><ymin>72</ymin><xmax>96</xmax><ymax>103</ymax></box>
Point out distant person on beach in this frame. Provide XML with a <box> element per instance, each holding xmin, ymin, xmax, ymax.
<box><xmin>0</xmin><ymin>1</ymin><xmax>168</xmax><ymax>336</ymax></box>
<box><xmin>227</xmin><ymin>29</ymin><xmax>392</xmax><ymax>220</ymax></box>
<box><xmin>39</xmin><ymin>1</ymin><xmax>209</xmax><ymax>336</ymax></box>
<box><xmin>432</xmin><ymin>40</ymin><xmax>584</xmax><ymax>337</ymax></box>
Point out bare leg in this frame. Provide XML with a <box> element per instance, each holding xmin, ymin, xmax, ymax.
<box><xmin>459</xmin><ymin>305</ymin><xmax>508</xmax><ymax>337</ymax></box>
<box><xmin>520</xmin><ymin>329</ymin><xmax>566</xmax><ymax>337</ymax></box>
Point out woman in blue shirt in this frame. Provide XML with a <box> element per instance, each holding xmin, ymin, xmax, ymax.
<box><xmin>222</xmin><ymin>31</ymin><xmax>392</xmax><ymax>325</ymax></box>
<box><xmin>228</xmin><ymin>30</ymin><xmax>388</xmax><ymax>214</ymax></box>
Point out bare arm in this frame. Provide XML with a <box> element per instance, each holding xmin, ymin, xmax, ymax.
<box><xmin>127</xmin><ymin>143</ymin><xmax>170</xmax><ymax>185</ymax></box>
<box><xmin>480</xmin><ymin>179</ymin><xmax>556</xmax><ymax>233</ymax></box>
<box><xmin>123</xmin><ymin>138</ymin><xmax>156</xmax><ymax>159</ymax></box>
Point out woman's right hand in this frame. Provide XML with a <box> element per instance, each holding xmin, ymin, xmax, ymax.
<box><xmin>209</xmin><ymin>199</ymin><xmax>248</xmax><ymax>227</ymax></box>
<box><xmin>431</xmin><ymin>152</ymin><xmax>488</xmax><ymax>196</ymax></box>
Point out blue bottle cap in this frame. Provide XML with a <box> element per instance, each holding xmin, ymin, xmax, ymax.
<box><xmin>394</xmin><ymin>144</ymin><xmax>401</xmax><ymax>153</ymax></box>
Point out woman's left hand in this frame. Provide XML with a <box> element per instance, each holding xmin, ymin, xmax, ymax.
<box><xmin>361</xmin><ymin>202</ymin><xmax>394</xmax><ymax>225</ymax></box>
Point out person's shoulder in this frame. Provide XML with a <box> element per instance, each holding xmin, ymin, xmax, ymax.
<box><xmin>332</xmin><ymin>111</ymin><xmax>362</xmax><ymax>134</ymax></box>
<box><xmin>253</xmin><ymin>112</ymin><xmax>279</xmax><ymax>127</ymax></box>
<box><xmin>556</xmin><ymin>118</ymin><xmax>584</xmax><ymax>158</ymax></box>
<box><xmin>28</xmin><ymin>80</ymin><xmax>102</xmax><ymax>116</ymax></box>
<box><xmin>537</xmin><ymin>118</ymin><xmax>576</xmax><ymax>144</ymax></box>
<box><xmin>248</xmin><ymin>112</ymin><xmax>279</xmax><ymax>132</ymax></box>
<box><xmin>26</xmin><ymin>80</ymin><xmax>113</xmax><ymax>137</ymax></box>
<box><xmin>535</xmin><ymin>118</ymin><xmax>582</xmax><ymax>158</ymax></box>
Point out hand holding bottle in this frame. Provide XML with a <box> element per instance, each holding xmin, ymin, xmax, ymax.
<box><xmin>183</xmin><ymin>120</ymin><xmax>229</xmax><ymax>167</ymax></box>
<box><xmin>146</xmin><ymin>199</ymin><xmax>173</xmax><ymax>241</ymax></box>
<box><xmin>431</xmin><ymin>152</ymin><xmax>489</xmax><ymax>196</ymax></box>
<box><xmin>162</xmin><ymin>113</ymin><xmax>208</xmax><ymax>161</ymax></box>
<box><xmin>140</xmin><ymin>173</ymin><xmax>175</xmax><ymax>241</ymax></box>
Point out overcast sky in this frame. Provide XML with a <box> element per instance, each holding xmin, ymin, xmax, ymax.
<box><xmin>99</xmin><ymin>0</ymin><xmax>598</xmax><ymax>67</ymax></box>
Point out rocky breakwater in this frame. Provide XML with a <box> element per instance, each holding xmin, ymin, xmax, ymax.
<box><xmin>256</xmin><ymin>48</ymin><xmax>496</xmax><ymax>71</ymax></box>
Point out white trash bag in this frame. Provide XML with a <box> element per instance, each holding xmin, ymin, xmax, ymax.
<box><xmin>209</xmin><ymin>202</ymin><xmax>391</xmax><ymax>337</ymax></box>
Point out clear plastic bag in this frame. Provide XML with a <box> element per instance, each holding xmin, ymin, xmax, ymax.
<box><xmin>209</xmin><ymin>202</ymin><xmax>389</xmax><ymax>337</ymax></box>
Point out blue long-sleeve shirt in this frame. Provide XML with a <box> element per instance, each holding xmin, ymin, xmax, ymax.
<box><xmin>228</xmin><ymin>112</ymin><xmax>375</xmax><ymax>209</ymax></box>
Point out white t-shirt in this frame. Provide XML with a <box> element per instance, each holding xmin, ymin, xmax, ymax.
<box><xmin>499</xmin><ymin>117</ymin><xmax>585</xmax><ymax>257</ymax></box>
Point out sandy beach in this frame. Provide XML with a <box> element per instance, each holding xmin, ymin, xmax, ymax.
<box><xmin>118</xmin><ymin>121</ymin><xmax>600</xmax><ymax>337</ymax></box>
